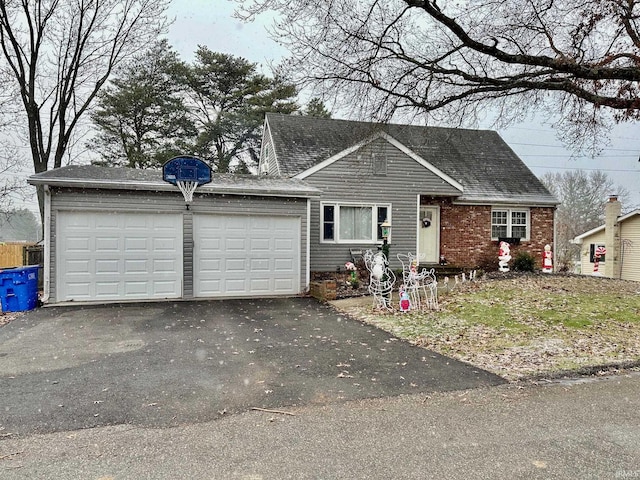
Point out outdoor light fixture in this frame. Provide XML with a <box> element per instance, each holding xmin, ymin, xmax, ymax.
<box><xmin>381</xmin><ymin>218</ymin><xmax>391</xmax><ymax>242</ymax></box>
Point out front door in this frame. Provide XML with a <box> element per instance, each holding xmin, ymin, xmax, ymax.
<box><xmin>418</xmin><ymin>206</ymin><xmax>440</xmax><ymax>264</ymax></box>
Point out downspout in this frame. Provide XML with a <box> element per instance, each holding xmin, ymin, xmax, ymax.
<box><xmin>416</xmin><ymin>194</ymin><xmax>421</xmax><ymax>257</ymax></box>
<box><xmin>553</xmin><ymin>204</ymin><xmax>558</xmax><ymax>273</ymax></box>
<box><xmin>42</xmin><ymin>185</ymin><xmax>51</xmax><ymax>303</ymax></box>
<box><xmin>306</xmin><ymin>198</ymin><xmax>311</xmax><ymax>292</ymax></box>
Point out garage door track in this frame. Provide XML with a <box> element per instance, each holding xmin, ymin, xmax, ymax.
<box><xmin>0</xmin><ymin>298</ymin><xmax>505</xmax><ymax>437</ymax></box>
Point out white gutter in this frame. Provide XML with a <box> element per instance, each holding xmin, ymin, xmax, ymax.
<box><xmin>28</xmin><ymin>177</ymin><xmax>320</xmax><ymax>199</ymax></box>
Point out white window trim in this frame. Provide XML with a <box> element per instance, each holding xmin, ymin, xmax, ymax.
<box><xmin>491</xmin><ymin>207</ymin><xmax>530</xmax><ymax>241</ymax></box>
<box><xmin>321</xmin><ymin>201</ymin><xmax>392</xmax><ymax>244</ymax></box>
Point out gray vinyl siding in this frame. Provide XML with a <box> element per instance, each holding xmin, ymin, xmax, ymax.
<box><xmin>304</xmin><ymin>138</ymin><xmax>461</xmax><ymax>270</ymax></box>
<box><xmin>49</xmin><ymin>187</ymin><xmax>309</xmax><ymax>301</ymax></box>
<box><xmin>260</xmin><ymin>124</ymin><xmax>280</xmax><ymax>176</ymax></box>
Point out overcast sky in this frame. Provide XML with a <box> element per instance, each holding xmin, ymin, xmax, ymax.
<box><xmin>167</xmin><ymin>0</ymin><xmax>640</xmax><ymax>210</ymax></box>
<box><xmin>8</xmin><ymin>1</ymin><xmax>639</xmax><ymax>216</ymax></box>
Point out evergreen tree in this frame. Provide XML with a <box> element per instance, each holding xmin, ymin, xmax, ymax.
<box><xmin>183</xmin><ymin>47</ymin><xmax>298</xmax><ymax>172</ymax></box>
<box><xmin>89</xmin><ymin>40</ymin><xmax>193</xmax><ymax>168</ymax></box>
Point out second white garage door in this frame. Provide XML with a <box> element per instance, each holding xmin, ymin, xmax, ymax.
<box><xmin>193</xmin><ymin>214</ymin><xmax>300</xmax><ymax>297</ymax></box>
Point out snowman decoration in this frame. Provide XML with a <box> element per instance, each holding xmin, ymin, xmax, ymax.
<box><xmin>371</xmin><ymin>254</ymin><xmax>385</xmax><ymax>280</ymax></box>
<box><xmin>498</xmin><ymin>241</ymin><xmax>511</xmax><ymax>272</ymax></box>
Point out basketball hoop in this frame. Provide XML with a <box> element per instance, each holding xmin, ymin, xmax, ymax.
<box><xmin>177</xmin><ymin>180</ymin><xmax>199</xmax><ymax>203</ymax></box>
<box><xmin>162</xmin><ymin>156</ymin><xmax>212</xmax><ymax>208</ymax></box>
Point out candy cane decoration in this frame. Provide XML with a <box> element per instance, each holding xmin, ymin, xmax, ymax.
<box><xmin>593</xmin><ymin>246</ymin><xmax>606</xmax><ymax>273</ymax></box>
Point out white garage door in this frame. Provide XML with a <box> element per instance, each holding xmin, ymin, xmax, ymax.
<box><xmin>57</xmin><ymin>211</ymin><xmax>183</xmax><ymax>302</ymax></box>
<box><xmin>194</xmin><ymin>214</ymin><xmax>300</xmax><ymax>297</ymax></box>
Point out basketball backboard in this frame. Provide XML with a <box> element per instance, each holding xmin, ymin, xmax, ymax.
<box><xmin>162</xmin><ymin>156</ymin><xmax>212</xmax><ymax>186</ymax></box>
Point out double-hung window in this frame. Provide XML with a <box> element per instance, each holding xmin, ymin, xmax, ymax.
<box><xmin>322</xmin><ymin>203</ymin><xmax>391</xmax><ymax>243</ymax></box>
<box><xmin>491</xmin><ymin>208</ymin><xmax>530</xmax><ymax>240</ymax></box>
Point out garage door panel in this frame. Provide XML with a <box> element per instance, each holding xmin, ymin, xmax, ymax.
<box><xmin>200</xmin><ymin>258</ymin><xmax>221</xmax><ymax>271</ymax></box>
<box><xmin>274</xmin><ymin>258</ymin><xmax>294</xmax><ymax>272</ymax></box>
<box><xmin>96</xmin><ymin>237</ymin><xmax>120</xmax><ymax>251</ymax></box>
<box><xmin>153</xmin><ymin>237</ymin><xmax>179</xmax><ymax>251</ymax></box>
<box><xmin>225</xmin><ymin>278</ymin><xmax>248</xmax><ymax>293</ymax></box>
<box><xmin>95</xmin><ymin>259</ymin><xmax>119</xmax><ymax>274</ymax></box>
<box><xmin>66</xmin><ymin>259</ymin><xmax>91</xmax><ymax>274</ymax></box>
<box><xmin>96</xmin><ymin>216</ymin><xmax>119</xmax><ymax>229</ymax></box>
<box><xmin>249</xmin><ymin>278</ymin><xmax>270</xmax><ymax>291</ymax></box>
<box><xmin>250</xmin><ymin>259</ymin><xmax>269</xmax><ymax>271</ymax></box>
<box><xmin>194</xmin><ymin>214</ymin><xmax>300</xmax><ymax>298</ymax></box>
<box><xmin>153</xmin><ymin>281</ymin><xmax>181</xmax><ymax>295</ymax></box>
<box><xmin>226</xmin><ymin>238</ymin><xmax>247</xmax><ymax>250</ymax></box>
<box><xmin>224</xmin><ymin>258</ymin><xmax>247</xmax><ymax>272</ymax></box>
<box><xmin>125</xmin><ymin>237</ymin><xmax>149</xmax><ymax>251</ymax></box>
<box><xmin>95</xmin><ymin>282</ymin><xmax>119</xmax><ymax>297</ymax></box>
<box><xmin>250</xmin><ymin>238</ymin><xmax>270</xmax><ymax>251</ymax></box>
<box><xmin>66</xmin><ymin>236</ymin><xmax>91</xmax><ymax>252</ymax></box>
<box><xmin>275</xmin><ymin>238</ymin><xmax>294</xmax><ymax>251</ymax></box>
<box><xmin>57</xmin><ymin>211</ymin><xmax>182</xmax><ymax>302</ymax></box>
<box><xmin>124</xmin><ymin>259</ymin><xmax>148</xmax><ymax>273</ymax></box>
<box><xmin>274</xmin><ymin>278</ymin><xmax>294</xmax><ymax>290</ymax></box>
<box><xmin>153</xmin><ymin>259</ymin><xmax>178</xmax><ymax>272</ymax></box>
<box><xmin>124</xmin><ymin>281</ymin><xmax>147</xmax><ymax>296</ymax></box>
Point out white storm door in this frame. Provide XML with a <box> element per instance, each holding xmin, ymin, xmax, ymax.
<box><xmin>57</xmin><ymin>211</ymin><xmax>183</xmax><ymax>302</ymax></box>
<box><xmin>194</xmin><ymin>214</ymin><xmax>300</xmax><ymax>297</ymax></box>
<box><xmin>418</xmin><ymin>206</ymin><xmax>440</xmax><ymax>264</ymax></box>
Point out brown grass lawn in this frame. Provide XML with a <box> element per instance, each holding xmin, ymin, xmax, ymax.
<box><xmin>331</xmin><ymin>274</ymin><xmax>640</xmax><ymax>381</ymax></box>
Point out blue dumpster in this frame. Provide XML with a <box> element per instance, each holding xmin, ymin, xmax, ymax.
<box><xmin>0</xmin><ymin>266</ymin><xmax>39</xmax><ymax>312</ymax></box>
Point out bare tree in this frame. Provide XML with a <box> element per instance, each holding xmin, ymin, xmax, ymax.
<box><xmin>0</xmin><ymin>0</ymin><xmax>170</xmax><ymax>218</ymax></box>
<box><xmin>540</xmin><ymin>170</ymin><xmax>629</xmax><ymax>271</ymax></box>
<box><xmin>238</xmin><ymin>0</ymin><xmax>640</xmax><ymax>152</ymax></box>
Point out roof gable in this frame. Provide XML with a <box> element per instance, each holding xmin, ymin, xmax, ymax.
<box><xmin>293</xmin><ymin>130</ymin><xmax>463</xmax><ymax>192</ymax></box>
<box><xmin>573</xmin><ymin>209</ymin><xmax>640</xmax><ymax>243</ymax></box>
<box><xmin>264</xmin><ymin>113</ymin><xmax>558</xmax><ymax>205</ymax></box>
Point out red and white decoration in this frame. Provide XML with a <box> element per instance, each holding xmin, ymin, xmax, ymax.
<box><xmin>593</xmin><ymin>246</ymin><xmax>606</xmax><ymax>274</ymax></box>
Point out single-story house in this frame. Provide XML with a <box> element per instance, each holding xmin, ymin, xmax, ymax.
<box><xmin>28</xmin><ymin>166</ymin><xmax>320</xmax><ymax>304</ymax></box>
<box><xmin>572</xmin><ymin>195</ymin><xmax>640</xmax><ymax>281</ymax></box>
<box><xmin>29</xmin><ymin>114</ymin><xmax>558</xmax><ymax>305</ymax></box>
<box><xmin>260</xmin><ymin>113</ymin><xmax>558</xmax><ymax>273</ymax></box>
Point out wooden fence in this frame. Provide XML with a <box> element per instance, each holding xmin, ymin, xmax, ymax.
<box><xmin>0</xmin><ymin>242</ymin><xmax>34</xmax><ymax>268</ymax></box>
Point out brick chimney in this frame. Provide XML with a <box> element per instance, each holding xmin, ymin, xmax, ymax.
<box><xmin>604</xmin><ymin>195</ymin><xmax>621</xmax><ymax>279</ymax></box>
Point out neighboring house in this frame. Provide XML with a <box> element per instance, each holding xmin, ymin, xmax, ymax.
<box><xmin>573</xmin><ymin>196</ymin><xmax>640</xmax><ymax>282</ymax></box>
<box><xmin>28</xmin><ymin>166</ymin><xmax>319</xmax><ymax>304</ymax></box>
<box><xmin>260</xmin><ymin>113</ymin><xmax>558</xmax><ymax>272</ymax></box>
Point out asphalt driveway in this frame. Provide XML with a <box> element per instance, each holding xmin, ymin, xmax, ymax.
<box><xmin>0</xmin><ymin>297</ymin><xmax>505</xmax><ymax>437</ymax></box>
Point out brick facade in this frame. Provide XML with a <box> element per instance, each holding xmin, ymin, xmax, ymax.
<box><xmin>424</xmin><ymin>197</ymin><xmax>555</xmax><ymax>270</ymax></box>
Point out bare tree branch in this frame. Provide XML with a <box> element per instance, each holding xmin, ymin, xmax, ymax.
<box><xmin>0</xmin><ymin>0</ymin><xmax>170</xmax><ymax>218</ymax></box>
<box><xmin>237</xmin><ymin>0</ymin><xmax>640</xmax><ymax>150</ymax></box>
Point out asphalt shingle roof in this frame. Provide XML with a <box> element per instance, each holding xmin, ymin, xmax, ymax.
<box><xmin>28</xmin><ymin>164</ymin><xmax>320</xmax><ymax>198</ymax></box>
<box><xmin>266</xmin><ymin>113</ymin><xmax>558</xmax><ymax>205</ymax></box>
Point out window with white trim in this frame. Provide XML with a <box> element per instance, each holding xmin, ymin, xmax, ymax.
<box><xmin>491</xmin><ymin>208</ymin><xmax>530</xmax><ymax>240</ymax></box>
<box><xmin>321</xmin><ymin>203</ymin><xmax>390</xmax><ymax>243</ymax></box>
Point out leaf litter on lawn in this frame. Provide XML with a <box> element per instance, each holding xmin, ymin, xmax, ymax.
<box><xmin>331</xmin><ymin>274</ymin><xmax>640</xmax><ymax>381</ymax></box>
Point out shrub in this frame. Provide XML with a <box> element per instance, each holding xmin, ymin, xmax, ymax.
<box><xmin>513</xmin><ymin>251</ymin><xmax>536</xmax><ymax>272</ymax></box>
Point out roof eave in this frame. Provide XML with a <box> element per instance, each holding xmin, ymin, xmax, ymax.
<box><xmin>28</xmin><ymin>176</ymin><xmax>321</xmax><ymax>199</ymax></box>
<box><xmin>453</xmin><ymin>196</ymin><xmax>559</xmax><ymax>207</ymax></box>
